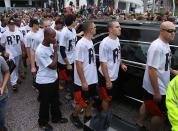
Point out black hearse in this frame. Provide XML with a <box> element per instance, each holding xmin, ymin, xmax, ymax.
<box><xmin>78</xmin><ymin>19</ymin><xmax>178</xmax><ymax>102</ymax></box>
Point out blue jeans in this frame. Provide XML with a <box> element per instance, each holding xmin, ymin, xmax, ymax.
<box><xmin>0</xmin><ymin>97</ymin><xmax>7</xmax><ymax>128</ymax></box>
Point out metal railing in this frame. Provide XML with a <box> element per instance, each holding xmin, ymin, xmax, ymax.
<box><xmin>121</xmin><ymin>59</ymin><xmax>146</xmax><ymax>69</ymax></box>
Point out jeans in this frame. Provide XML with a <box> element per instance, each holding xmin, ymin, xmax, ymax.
<box><xmin>0</xmin><ymin>97</ymin><xmax>7</xmax><ymax>128</ymax></box>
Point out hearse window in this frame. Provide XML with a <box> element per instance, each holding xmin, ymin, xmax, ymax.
<box><xmin>119</xmin><ymin>27</ymin><xmax>156</xmax><ymax>64</ymax></box>
<box><xmin>172</xmin><ymin>36</ymin><xmax>178</xmax><ymax>46</ymax></box>
<box><xmin>121</xmin><ymin>40</ymin><xmax>148</xmax><ymax>64</ymax></box>
<box><xmin>120</xmin><ymin>26</ymin><xmax>159</xmax><ymax>42</ymax></box>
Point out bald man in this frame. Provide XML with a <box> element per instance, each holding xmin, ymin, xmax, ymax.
<box><xmin>137</xmin><ymin>21</ymin><xmax>178</xmax><ymax>131</ymax></box>
<box><xmin>35</xmin><ymin>28</ymin><xmax>68</xmax><ymax>130</ymax></box>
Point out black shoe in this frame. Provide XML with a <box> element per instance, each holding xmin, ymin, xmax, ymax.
<box><xmin>70</xmin><ymin>114</ymin><xmax>83</xmax><ymax>129</ymax></box>
<box><xmin>52</xmin><ymin>117</ymin><xmax>68</xmax><ymax>123</ymax></box>
<box><xmin>39</xmin><ymin>123</ymin><xmax>53</xmax><ymax>131</ymax></box>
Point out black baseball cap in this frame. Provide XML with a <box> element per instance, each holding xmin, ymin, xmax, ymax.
<box><xmin>29</xmin><ymin>18</ymin><xmax>39</xmax><ymax>27</ymax></box>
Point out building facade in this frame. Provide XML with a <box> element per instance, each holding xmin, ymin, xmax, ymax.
<box><xmin>0</xmin><ymin>0</ymin><xmax>46</xmax><ymax>7</ymax></box>
<box><xmin>0</xmin><ymin>0</ymin><xmax>143</xmax><ymax>9</ymax></box>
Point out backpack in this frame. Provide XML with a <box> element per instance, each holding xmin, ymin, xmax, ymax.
<box><xmin>89</xmin><ymin>111</ymin><xmax>112</xmax><ymax>131</ymax></box>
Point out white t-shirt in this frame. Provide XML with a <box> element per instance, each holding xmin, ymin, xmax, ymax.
<box><xmin>53</xmin><ymin>27</ymin><xmax>63</xmax><ymax>62</ymax></box>
<box><xmin>0</xmin><ymin>26</ymin><xmax>7</xmax><ymax>33</ymax></box>
<box><xmin>74</xmin><ymin>37</ymin><xmax>98</xmax><ymax>86</ymax></box>
<box><xmin>24</xmin><ymin>25</ymin><xmax>31</xmax><ymax>33</ymax></box>
<box><xmin>38</xmin><ymin>28</ymin><xmax>44</xmax><ymax>43</ymax></box>
<box><xmin>51</xmin><ymin>21</ymin><xmax>55</xmax><ymax>29</ymax></box>
<box><xmin>99</xmin><ymin>36</ymin><xmax>121</xmax><ymax>81</ymax></box>
<box><xmin>143</xmin><ymin>38</ymin><xmax>171</xmax><ymax>95</ymax></box>
<box><xmin>1</xmin><ymin>30</ymin><xmax>23</xmax><ymax>59</ymax></box>
<box><xmin>35</xmin><ymin>43</ymin><xmax>58</xmax><ymax>84</ymax></box>
<box><xmin>18</xmin><ymin>26</ymin><xmax>27</xmax><ymax>37</ymax></box>
<box><xmin>15</xmin><ymin>26</ymin><xmax>27</xmax><ymax>43</ymax></box>
<box><xmin>59</xmin><ymin>27</ymin><xmax>76</xmax><ymax>64</ymax></box>
<box><xmin>24</xmin><ymin>29</ymin><xmax>43</xmax><ymax>51</ymax></box>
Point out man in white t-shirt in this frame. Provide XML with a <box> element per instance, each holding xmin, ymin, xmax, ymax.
<box><xmin>98</xmin><ymin>21</ymin><xmax>127</xmax><ymax>111</ymax></box>
<box><xmin>0</xmin><ymin>18</ymin><xmax>24</xmax><ymax>91</ymax></box>
<box><xmin>59</xmin><ymin>14</ymin><xmax>76</xmax><ymax>71</ymax></box>
<box><xmin>59</xmin><ymin>14</ymin><xmax>77</xmax><ymax>99</ymax></box>
<box><xmin>35</xmin><ymin>28</ymin><xmax>68</xmax><ymax>130</ymax></box>
<box><xmin>52</xmin><ymin>18</ymin><xmax>64</xmax><ymax>66</ymax></box>
<box><xmin>52</xmin><ymin>18</ymin><xmax>65</xmax><ymax>89</ymax></box>
<box><xmin>24</xmin><ymin>18</ymin><xmax>41</xmax><ymax>75</ymax></box>
<box><xmin>70</xmin><ymin>21</ymin><xmax>98</xmax><ymax>129</ymax></box>
<box><xmin>51</xmin><ymin>17</ymin><xmax>64</xmax><ymax>103</ymax></box>
<box><xmin>26</xmin><ymin>18</ymin><xmax>52</xmax><ymax>91</ymax></box>
<box><xmin>137</xmin><ymin>21</ymin><xmax>178</xmax><ymax>131</ymax></box>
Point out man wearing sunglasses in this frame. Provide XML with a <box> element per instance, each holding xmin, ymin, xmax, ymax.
<box><xmin>137</xmin><ymin>21</ymin><xmax>178</xmax><ymax>131</ymax></box>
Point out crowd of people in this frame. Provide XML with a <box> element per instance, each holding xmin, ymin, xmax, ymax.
<box><xmin>0</xmin><ymin>5</ymin><xmax>178</xmax><ymax>24</ymax></box>
<box><xmin>0</xmin><ymin>6</ymin><xmax>177</xmax><ymax>131</ymax></box>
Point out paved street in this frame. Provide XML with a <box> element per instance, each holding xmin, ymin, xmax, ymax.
<box><xmin>4</xmin><ymin>67</ymin><xmax>171</xmax><ymax>131</ymax></box>
<box><xmin>5</xmin><ymin>67</ymin><xmax>80</xmax><ymax>131</ymax></box>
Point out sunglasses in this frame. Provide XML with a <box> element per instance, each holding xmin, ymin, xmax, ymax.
<box><xmin>162</xmin><ymin>29</ymin><xmax>176</xmax><ymax>33</ymax></box>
